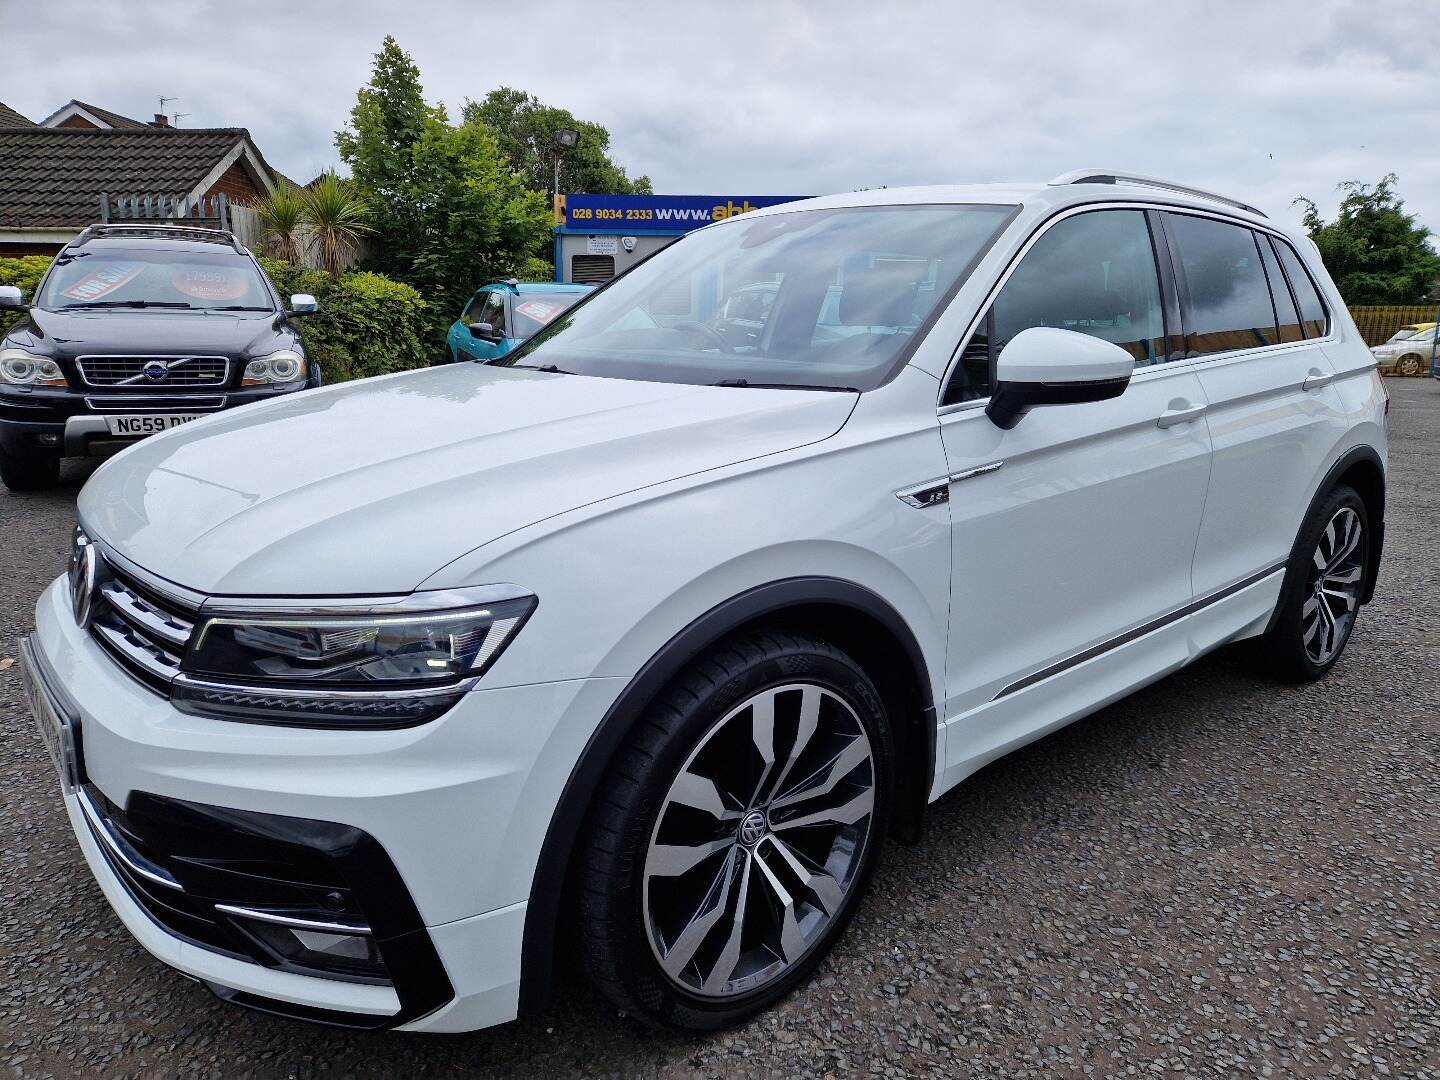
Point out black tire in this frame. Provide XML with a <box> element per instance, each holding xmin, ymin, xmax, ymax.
<box><xmin>1395</xmin><ymin>354</ymin><xmax>1423</xmax><ymax>377</ymax></box>
<box><xmin>578</xmin><ymin>631</ymin><xmax>893</xmax><ymax>1030</ymax></box>
<box><xmin>1249</xmin><ymin>484</ymin><xmax>1368</xmax><ymax>682</ymax></box>
<box><xmin>0</xmin><ymin>446</ymin><xmax>60</xmax><ymax>491</ymax></box>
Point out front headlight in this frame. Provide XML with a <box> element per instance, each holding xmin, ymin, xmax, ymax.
<box><xmin>173</xmin><ymin>591</ymin><xmax>536</xmax><ymax>727</ymax></box>
<box><xmin>0</xmin><ymin>348</ymin><xmax>65</xmax><ymax>386</ymax></box>
<box><xmin>242</xmin><ymin>349</ymin><xmax>307</xmax><ymax>386</ymax></box>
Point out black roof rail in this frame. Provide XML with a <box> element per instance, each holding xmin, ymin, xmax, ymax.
<box><xmin>72</xmin><ymin>223</ymin><xmax>246</xmax><ymax>253</ymax></box>
<box><xmin>1047</xmin><ymin>169</ymin><xmax>1267</xmax><ymax>218</ymax></box>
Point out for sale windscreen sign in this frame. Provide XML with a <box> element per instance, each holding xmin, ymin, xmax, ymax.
<box><xmin>562</xmin><ymin>194</ymin><xmax>810</xmax><ymax>233</ymax></box>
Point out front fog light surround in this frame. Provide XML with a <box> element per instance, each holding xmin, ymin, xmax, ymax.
<box><xmin>242</xmin><ymin>349</ymin><xmax>306</xmax><ymax>386</ymax></box>
<box><xmin>174</xmin><ymin>591</ymin><xmax>536</xmax><ymax>727</ymax></box>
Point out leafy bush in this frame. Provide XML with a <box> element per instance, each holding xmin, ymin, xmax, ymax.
<box><xmin>259</xmin><ymin>257</ymin><xmax>434</xmax><ymax>382</ymax></box>
<box><xmin>0</xmin><ymin>255</ymin><xmax>54</xmax><ymax>336</ymax></box>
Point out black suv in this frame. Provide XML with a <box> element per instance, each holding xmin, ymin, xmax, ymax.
<box><xmin>0</xmin><ymin>224</ymin><xmax>319</xmax><ymax>491</ymax></box>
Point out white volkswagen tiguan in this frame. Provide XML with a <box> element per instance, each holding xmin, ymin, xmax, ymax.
<box><xmin>22</xmin><ymin>172</ymin><xmax>1386</xmax><ymax>1033</ymax></box>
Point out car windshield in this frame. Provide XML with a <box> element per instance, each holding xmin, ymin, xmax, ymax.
<box><xmin>498</xmin><ymin>204</ymin><xmax>1015</xmax><ymax>390</ymax></box>
<box><xmin>511</xmin><ymin>292</ymin><xmax>589</xmax><ymax>338</ymax></box>
<box><xmin>35</xmin><ymin>246</ymin><xmax>273</xmax><ymax>312</ymax></box>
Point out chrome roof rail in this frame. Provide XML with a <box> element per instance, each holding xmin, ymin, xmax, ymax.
<box><xmin>73</xmin><ymin>223</ymin><xmax>246</xmax><ymax>253</ymax></box>
<box><xmin>1047</xmin><ymin>169</ymin><xmax>1267</xmax><ymax>218</ymax></box>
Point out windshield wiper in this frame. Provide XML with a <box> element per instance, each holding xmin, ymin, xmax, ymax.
<box><xmin>205</xmin><ymin>305</ymin><xmax>272</xmax><ymax>312</ymax></box>
<box><xmin>60</xmin><ymin>300</ymin><xmax>193</xmax><ymax>310</ymax></box>
<box><xmin>710</xmin><ymin>378</ymin><xmax>858</xmax><ymax>392</ymax></box>
<box><xmin>510</xmin><ymin>363</ymin><xmax>575</xmax><ymax>374</ymax></box>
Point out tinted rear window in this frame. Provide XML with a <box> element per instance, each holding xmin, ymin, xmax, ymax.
<box><xmin>1165</xmin><ymin>213</ymin><xmax>1277</xmax><ymax>355</ymax></box>
<box><xmin>1273</xmin><ymin>239</ymin><xmax>1330</xmax><ymax>338</ymax></box>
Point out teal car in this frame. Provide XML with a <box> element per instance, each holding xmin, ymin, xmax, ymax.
<box><xmin>445</xmin><ymin>281</ymin><xmax>593</xmax><ymax>363</ymax></box>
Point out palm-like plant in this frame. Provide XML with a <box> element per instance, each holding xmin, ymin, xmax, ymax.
<box><xmin>301</xmin><ymin>173</ymin><xmax>373</xmax><ymax>277</ymax></box>
<box><xmin>255</xmin><ymin>185</ymin><xmax>305</xmax><ymax>263</ymax></box>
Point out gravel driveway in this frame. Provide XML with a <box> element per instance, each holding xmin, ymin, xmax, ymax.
<box><xmin>1</xmin><ymin>379</ymin><xmax>1436</xmax><ymax>1079</ymax></box>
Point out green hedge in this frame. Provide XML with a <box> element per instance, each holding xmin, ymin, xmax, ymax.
<box><xmin>258</xmin><ymin>258</ymin><xmax>434</xmax><ymax>383</ymax></box>
<box><xmin>0</xmin><ymin>255</ymin><xmax>54</xmax><ymax>336</ymax></box>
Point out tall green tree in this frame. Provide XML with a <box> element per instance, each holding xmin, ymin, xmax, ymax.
<box><xmin>1295</xmin><ymin>175</ymin><xmax>1440</xmax><ymax>304</ymax></box>
<box><xmin>464</xmin><ymin>88</ymin><xmax>652</xmax><ymax>196</ymax></box>
<box><xmin>335</xmin><ymin>38</ymin><xmax>553</xmax><ymax>329</ymax></box>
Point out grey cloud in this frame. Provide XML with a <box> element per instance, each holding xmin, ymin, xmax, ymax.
<box><xmin>2</xmin><ymin>0</ymin><xmax>1437</xmax><ymax>232</ymax></box>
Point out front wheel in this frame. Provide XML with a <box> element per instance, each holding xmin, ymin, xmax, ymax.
<box><xmin>1251</xmin><ymin>484</ymin><xmax>1368</xmax><ymax>681</ymax></box>
<box><xmin>0</xmin><ymin>446</ymin><xmax>60</xmax><ymax>491</ymax></box>
<box><xmin>1395</xmin><ymin>354</ymin><xmax>1424</xmax><ymax>376</ymax></box>
<box><xmin>578</xmin><ymin>632</ymin><xmax>892</xmax><ymax>1029</ymax></box>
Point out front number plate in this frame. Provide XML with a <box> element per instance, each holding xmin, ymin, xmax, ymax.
<box><xmin>106</xmin><ymin>414</ymin><xmax>204</xmax><ymax>436</ymax></box>
<box><xmin>20</xmin><ymin>643</ymin><xmax>80</xmax><ymax>794</ymax></box>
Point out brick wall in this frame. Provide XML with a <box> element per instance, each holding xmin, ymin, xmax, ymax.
<box><xmin>205</xmin><ymin>161</ymin><xmax>264</xmax><ymax>205</ymax></box>
<box><xmin>55</xmin><ymin>113</ymin><xmax>100</xmax><ymax>129</ymax></box>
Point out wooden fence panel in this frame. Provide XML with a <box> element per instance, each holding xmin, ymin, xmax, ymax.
<box><xmin>1347</xmin><ymin>304</ymin><xmax>1437</xmax><ymax>346</ymax></box>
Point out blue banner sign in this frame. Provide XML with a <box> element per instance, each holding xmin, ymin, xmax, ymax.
<box><xmin>561</xmin><ymin>194</ymin><xmax>810</xmax><ymax>233</ymax></box>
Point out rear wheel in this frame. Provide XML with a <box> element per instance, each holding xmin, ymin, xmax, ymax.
<box><xmin>578</xmin><ymin>632</ymin><xmax>892</xmax><ymax>1029</ymax></box>
<box><xmin>1395</xmin><ymin>354</ymin><xmax>1424</xmax><ymax>376</ymax></box>
<box><xmin>0</xmin><ymin>446</ymin><xmax>60</xmax><ymax>491</ymax></box>
<box><xmin>1251</xmin><ymin>485</ymin><xmax>1368</xmax><ymax>681</ymax></box>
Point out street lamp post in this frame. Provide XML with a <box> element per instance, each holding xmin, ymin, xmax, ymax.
<box><xmin>552</xmin><ymin>128</ymin><xmax>579</xmax><ymax>197</ymax></box>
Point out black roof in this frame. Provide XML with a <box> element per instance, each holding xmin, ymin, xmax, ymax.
<box><xmin>0</xmin><ymin>101</ymin><xmax>35</xmax><ymax>128</ymax></box>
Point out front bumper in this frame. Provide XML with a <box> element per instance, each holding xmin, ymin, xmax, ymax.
<box><xmin>29</xmin><ymin>575</ymin><xmax>625</xmax><ymax>1031</ymax></box>
<box><xmin>0</xmin><ymin>384</ymin><xmax>305</xmax><ymax>458</ymax></box>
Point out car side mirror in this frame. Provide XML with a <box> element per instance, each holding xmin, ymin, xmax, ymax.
<box><xmin>287</xmin><ymin>293</ymin><xmax>318</xmax><ymax>317</ymax></box>
<box><xmin>469</xmin><ymin>322</ymin><xmax>502</xmax><ymax>343</ymax></box>
<box><xmin>985</xmin><ymin>327</ymin><xmax>1135</xmax><ymax>430</ymax></box>
<box><xmin>0</xmin><ymin>285</ymin><xmax>28</xmax><ymax>310</ymax></box>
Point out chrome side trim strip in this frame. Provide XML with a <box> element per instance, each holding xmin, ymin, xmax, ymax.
<box><xmin>212</xmin><ymin>903</ymin><xmax>371</xmax><ymax>936</ymax></box>
<box><xmin>895</xmin><ymin>461</ymin><xmax>1005</xmax><ymax>508</ymax></box>
<box><xmin>951</xmin><ymin>460</ymin><xmax>1004</xmax><ymax>483</ymax></box>
<box><xmin>78</xmin><ymin>788</ymin><xmax>184</xmax><ymax>891</ymax></box>
<box><xmin>895</xmin><ymin>476</ymin><xmax>951</xmax><ymax>509</ymax></box>
<box><xmin>991</xmin><ymin>562</ymin><xmax>1287</xmax><ymax>701</ymax></box>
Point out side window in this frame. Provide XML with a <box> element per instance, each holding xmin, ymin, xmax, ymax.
<box><xmin>1272</xmin><ymin>239</ymin><xmax>1330</xmax><ymax>338</ymax></box>
<box><xmin>459</xmin><ymin>292</ymin><xmax>484</xmax><ymax>327</ymax></box>
<box><xmin>1257</xmin><ymin>236</ymin><xmax>1303</xmax><ymax>343</ymax></box>
<box><xmin>480</xmin><ymin>291</ymin><xmax>508</xmax><ymax>335</ymax></box>
<box><xmin>1165</xmin><ymin>213</ymin><xmax>1278</xmax><ymax>355</ymax></box>
<box><xmin>944</xmin><ymin>210</ymin><xmax>1166</xmax><ymax>405</ymax></box>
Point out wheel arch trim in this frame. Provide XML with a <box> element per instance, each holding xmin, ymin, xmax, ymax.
<box><xmin>1296</xmin><ymin>443</ymin><xmax>1386</xmax><ymax>607</ymax></box>
<box><xmin>516</xmin><ymin>575</ymin><xmax>935</xmax><ymax>1014</ymax></box>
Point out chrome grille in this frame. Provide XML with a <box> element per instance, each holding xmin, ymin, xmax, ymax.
<box><xmin>78</xmin><ymin>355</ymin><xmax>229</xmax><ymax>387</ymax></box>
<box><xmin>84</xmin><ymin>548</ymin><xmax>197</xmax><ymax>693</ymax></box>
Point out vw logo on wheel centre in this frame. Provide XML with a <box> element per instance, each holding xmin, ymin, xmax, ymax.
<box><xmin>738</xmin><ymin>809</ymin><xmax>768</xmax><ymax>847</ymax></box>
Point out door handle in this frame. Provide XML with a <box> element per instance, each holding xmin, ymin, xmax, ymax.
<box><xmin>1156</xmin><ymin>402</ymin><xmax>1207</xmax><ymax>428</ymax></box>
<box><xmin>1302</xmin><ymin>369</ymin><xmax>1336</xmax><ymax>391</ymax></box>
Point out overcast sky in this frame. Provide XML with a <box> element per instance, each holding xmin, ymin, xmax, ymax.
<box><xmin>4</xmin><ymin>0</ymin><xmax>1438</xmax><ymax>233</ymax></box>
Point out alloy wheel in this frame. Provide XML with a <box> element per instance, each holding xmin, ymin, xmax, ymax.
<box><xmin>1395</xmin><ymin>355</ymin><xmax>1423</xmax><ymax>376</ymax></box>
<box><xmin>1302</xmin><ymin>506</ymin><xmax>1364</xmax><ymax>665</ymax></box>
<box><xmin>642</xmin><ymin>682</ymin><xmax>876</xmax><ymax>998</ymax></box>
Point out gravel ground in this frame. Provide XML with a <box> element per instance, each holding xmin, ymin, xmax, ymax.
<box><xmin>1</xmin><ymin>378</ymin><xmax>1436</xmax><ymax>1079</ymax></box>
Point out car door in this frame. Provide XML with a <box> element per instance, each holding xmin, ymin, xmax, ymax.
<box><xmin>1160</xmin><ymin>212</ymin><xmax>1351</xmax><ymax>598</ymax></box>
<box><xmin>936</xmin><ymin>207</ymin><xmax>1213</xmax><ymax>778</ymax></box>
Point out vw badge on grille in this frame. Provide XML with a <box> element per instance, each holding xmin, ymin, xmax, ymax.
<box><xmin>142</xmin><ymin>360</ymin><xmax>170</xmax><ymax>382</ymax></box>
<box><xmin>70</xmin><ymin>540</ymin><xmax>97</xmax><ymax>629</ymax></box>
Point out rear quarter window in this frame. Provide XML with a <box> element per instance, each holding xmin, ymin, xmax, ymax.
<box><xmin>1272</xmin><ymin>239</ymin><xmax>1330</xmax><ymax>338</ymax></box>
